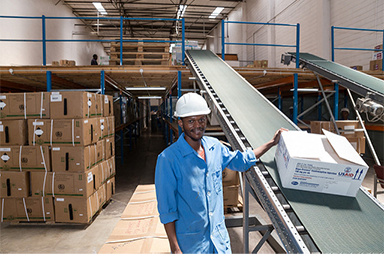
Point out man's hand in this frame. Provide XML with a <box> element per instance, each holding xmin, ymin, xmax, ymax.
<box><xmin>271</xmin><ymin>127</ymin><xmax>288</xmax><ymax>146</ymax></box>
<box><xmin>253</xmin><ymin>128</ymin><xmax>288</xmax><ymax>159</ymax></box>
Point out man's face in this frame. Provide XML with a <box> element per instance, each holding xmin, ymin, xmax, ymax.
<box><xmin>341</xmin><ymin>111</ymin><xmax>349</xmax><ymax>119</ymax></box>
<box><xmin>178</xmin><ymin>115</ymin><xmax>207</xmax><ymax>142</ymax></box>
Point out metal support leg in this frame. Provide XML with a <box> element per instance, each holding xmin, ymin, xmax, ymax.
<box><xmin>243</xmin><ymin>175</ymin><xmax>250</xmax><ymax>253</ymax></box>
<box><xmin>316</xmin><ymin>74</ymin><xmax>339</xmax><ymax>134</ymax></box>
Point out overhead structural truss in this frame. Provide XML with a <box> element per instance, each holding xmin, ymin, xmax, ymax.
<box><xmin>185</xmin><ymin>50</ymin><xmax>384</xmax><ymax>254</ymax></box>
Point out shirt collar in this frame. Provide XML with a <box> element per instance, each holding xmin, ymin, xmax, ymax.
<box><xmin>177</xmin><ymin>133</ymin><xmax>216</xmax><ymax>157</ymax></box>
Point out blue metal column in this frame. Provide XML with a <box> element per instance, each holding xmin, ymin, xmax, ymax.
<box><xmin>46</xmin><ymin>71</ymin><xmax>52</xmax><ymax>92</ymax></box>
<box><xmin>221</xmin><ymin>19</ymin><xmax>225</xmax><ymax>60</ymax></box>
<box><xmin>100</xmin><ymin>70</ymin><xmax>105</xmax><ymax>94</ymax></box>
<box><xmin>119</xmin><ymin>94</ymin><xmax>124</xmax><ymax>165</ymax></box>
<box><xmin>178</xmin><ymin>71</ymin><xmax>182</xmax><ymax>136</ymax></box>
<box><xmin>293</xmin><ymin>74</ymin><xmax>298</xmax><ymax>124</ymax></box>
<box><xmin>169</xmin><ymin>93</ymin><xmax>173</xmax><ymax>144</ymax></box>
<box><xmin>331</xmin><ymin>26</ymin><xmax>335</xmax><ymax>61</ymax></box>
<box><xmin>334</xmin><ymin>82</ymin><xmax>339</xmax><ymax>120</ymax></box>
<box><xmin>292</xmin><ymin>23</ymin><xmax>300</xmax><ymax>124</ymax></box>
<box><xmin>42</xmin><ymin>15</ymin><xmax>46</xmax><ymax>66</ymax></box>
<box><xmin>295</xmin><ymin>23</ymin><xmax>300</xmax><ymax>69</ymax></box>
<box><xmin>278</xmin><ymin>87</ymin><xmax>282</xmax><ymax>110</ymax></box>
<box><xmin>120</xmin><ymin>16</ymin><xmax>123</xmax><ymax>66</ymax></box>
<box><xmin>182</xmin><ymin>18</ymin><xmax>185</xmax><ymax>65</ymax></box>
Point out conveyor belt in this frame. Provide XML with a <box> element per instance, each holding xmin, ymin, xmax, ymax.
<box><xmin>286</xmin><ymin>52</ymin><xmax>384</xmax><ymax>104</ymax></box>
<box><xmin>186</xmin><ymin>50</ymin><xmax>384</xmax><ymax>254</ymax></box>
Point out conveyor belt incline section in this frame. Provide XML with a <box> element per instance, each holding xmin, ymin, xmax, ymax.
<box><xmin>287</xmin><ymin>52</ymin><xmax>384</xmax><ymax>103</ymax></box>
<box><xmin>186</xmin><ymin>50</ymin><xmax>384</xmax><ymax>254</ymax></box>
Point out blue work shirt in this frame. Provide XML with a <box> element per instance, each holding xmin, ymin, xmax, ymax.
<box><xmin>155</xmin><ymin>133</ymin><xmax>257</xmax><ymax>254</ymax></box>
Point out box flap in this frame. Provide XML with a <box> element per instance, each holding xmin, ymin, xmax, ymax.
<box><xmin>322</xmin><ymin>129</ymin><xmax>367</xmax><ymax>167</ymax></box>
<box><xmin>283</xmin><ymin>131</ymin><xmax>325</xmax><ymax>159</ymax></box>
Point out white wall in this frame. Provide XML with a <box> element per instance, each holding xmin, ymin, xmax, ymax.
<box><xmin>0</xmin><ymin>0</ymin><xmax>106</xmax><ymax>66</ymax></box>
<box><xmin>208</xmin><ymin>0</ymin><xmax>384</xmax><ymax>69</ymax></box>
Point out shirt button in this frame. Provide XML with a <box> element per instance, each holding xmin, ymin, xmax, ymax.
<box><xmin>207</xmin><ymin>192</ymin><xmax>211</xmax><ymax>196</ymax></box>
<box><xmin>206</xmin><ymin>173</ymin><xmax>209</xmax><ymax>177</ymax></box>
<box><xmin>209</xmin><ymin>212</ymin><xmax>213</xmax><ymax>216</ymax></box>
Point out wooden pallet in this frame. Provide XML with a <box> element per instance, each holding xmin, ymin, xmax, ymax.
<box><xmin>109</xmin><ymin>38</ymin><xmax>170</xmax><ymax>66</ymax></box>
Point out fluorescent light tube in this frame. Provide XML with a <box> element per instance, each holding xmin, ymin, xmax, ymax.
<box><xmin>125</xmin><ymin>87</ymin><xmax>166</xmax><ymax>91</ymax></box>
<box><xmin>290</xmin><ymin>88</ymin><xmax>319</xmax><ymax>92</ymax></box>
<box><xmin>138</xmin><ymin>96</ymin><xmax>162</xmax><ymax>99</ymax></box>
<box><xmin>177</xmin><ymin>5</ymin><xmax>187</xmax><ymax>19</ymax></box>
<box><xmin>93</xmin><ymin>2</ymin><xmax>107</xmax><ymax>15</ymax></box>
<box><xmin>209</xmin><ymin>7</ymin><xmax>224</xmax><ymax>19</ymax></box>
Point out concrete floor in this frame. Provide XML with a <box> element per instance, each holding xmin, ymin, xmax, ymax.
<box><xmin>0</xmin><ymin>128</ymin><xmax>383</xmax><ymax>254</ymax></box>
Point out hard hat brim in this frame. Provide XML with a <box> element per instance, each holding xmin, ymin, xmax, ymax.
<box><xmin>175</xmin><ymin>109</ymin><xmax>211</xmax><ymax>118</ymax></box>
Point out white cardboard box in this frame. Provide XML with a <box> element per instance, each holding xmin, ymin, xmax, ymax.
<box><xmin>275</xmin><ymin>130</ymin><xmax>368</xmax><ymax>197</ymax></box>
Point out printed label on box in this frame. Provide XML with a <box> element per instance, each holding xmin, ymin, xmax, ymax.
<box><xmin>33</xmin><ymin>122</ymin><xmax>44</xmax><ymax>126</ymax></box>
<box><xmin>87</xmin><ymin>172</ymin><xmax>93</xmax><ymax>183</ymax></box>
<box><xmin>0</xmin><ymin>102</ymin><xmax>6</xmax><ymax>109</ymax></box>
<box><xmin>52</xmin><ymin>147</ymin><xmax>61</xmax><ymax>151</ymax></box>
<box><xmin>56</xmin><ymin>198</ymin><xmax>64</xmax><ymax>202</ymax></box>
<box><xmin>0</xmin><ymin>125</ymin><xmax>3</xmax><ymax>132</ymax></box>
<box><xmin>0</xmin><ymin>148</ymin><xmax>11</xmax><ymax>152</ymax></box>
<box><xmin>50</xmin><ymin>94</ymin><xmax>62</xmax><ymax>102</ymax></box>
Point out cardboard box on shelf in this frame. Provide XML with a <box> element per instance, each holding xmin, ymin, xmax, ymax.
<box><xmin>275</xmin><ymin>130</ymin><xmax>368</xmax><ymax>197</ymax></box>
<box><xmin>105</xmin><ymin>116</ymin><xmax>115</xmax><ymax>138</ymax></box>
<box><xmin>104</xmin><ymin>138</ymin><xmax>115</xmax><ymax>160</ymax></box>
<box><xmin>59</xmin><ymin>60</ymin><xmax>69</xmax><ymax>66</ymax></box>
<box><xmin>222</xmin><ymin>168</ymin><xmax>239</xmax><ymax>186</ymax></box>
<box><xmin>0</xmin><ymin>146</ymin><xmax>50</xmax><ymax>172</ymax></box>
<box><xmin>0</xmin><ymin>171</ymin><xmax>29</xmax><ymax>198</ymax></box>
<box><xmin>52</xmin><ymin>61</ymin><xmax>59</xmax><ymax>66</ymax></box>
<box><xmin>350</xmin><ymin>65</ymin><xmax>363</xmax><ymax>70</ymax></box>
<box><xmin>103</xmin><ymin>95</ymin><xmax>114</xmax><ymax>117</ymax></box>
<box><xmin>67</xmin><ymin>60</ymin><xmax>76</xmax><ymax>66</ymax></box>
<box><xmin>0</xmin><ymin>92</ymin><xmax>50</xmax><ymax>120</ymax></box>
<box><xmin>28</xmin><ymin>118</ymin><xmax>97</xmax><ymax>146</ymax></box>
<box><xmin>334</xmin><ymin>120</ymin><xmax>364</xmax><ymax>138</ymax></box>
<box><xmin>96</xmin><ymin>140</ymin><xmax>106</xmax><ymax>165</ymax></box>
<box><xmin>310</xmin><ymin>121</ymin><xmax>332</xmax><ymax>134</ymax></box>
<box><xmin>223</xmin><ymin>185</ymin><xmax>239</xmax><ymax>207</ymax></box>
<box><xmin>51</xmin><ymin>144</ymin><xmax>96</xmax><ymax>172</ymax></box>
<box><xmin>374</xmin><ymin>44</ymin><xmax>383</xmax><ymax>51</ymax></box>
<box><xmin>0</xmin><ymin>120</ymin><xmax>28</xmax><ymax>146</ymax></box>
<box><xmin>30</xmin><ymin>167</ymin><xmax>97</xmax><ymax>198</ymax></box>
<box><xmin>373</xmin><ymin>52</ymin><xmax>382</xmax><ymax>60</ymax></box>
<box><xmin>94</xmin><ymin>94</ymin><xmax>104</xmax><ymax>118</ymax></box>
<box><xmin>0</xmin><ymin>197</ymin><xmax>54</xmax><ymax>222</ymax></box>
<box><xmin>54</xmin><ymin>194</ymin><xmax>96</xmax><ymax>223</ymax></box>
<box><xmin>370</xmin><ymin>59</ymin><xmax>383</xmax><ymax>71</ymax></box>
<box><xmin>347</xmin><ymin>137</ymin><xmax>366</xmax><ymax>154</ymax></box>
<box><xmin>106</xmin><ymin>176</ymin><xmax>115</xmax><ymax>201</ymax></box>
<box><xmin>50</xmin><ymin>91</ymin><xmax>96</xmax><ymax>119</ymax></box>
<box><xmin>107</xmin><ymin>156</ymin><xmax>116</xmax><ymax>179</ymax></box>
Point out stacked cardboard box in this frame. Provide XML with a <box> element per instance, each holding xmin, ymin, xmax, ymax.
<box><xmin>0</xmin><ymin>91</ymin><xmax>116</xmax><ymax>224</ymax></box>
<box><xmin>98</xmin><ymin>184</ymin><xmax>170</xmax><ymax>254</ymax></box>
<box><xmin>370</xmin><ymin>44</ymin><xmax>383</xmax><ymax>71</ymax></box>
<box><xmin>310</xmin><ymin>120</ymin><xmax>366</xmax><ymax>154</ymax></box>
<box><xmin>222</xmin><ymin>168</ymin><xmax>240</xmax><ymax>207</ymax></box>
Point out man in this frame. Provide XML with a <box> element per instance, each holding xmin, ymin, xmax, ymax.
<box><xmin>340</xmin><ymin>107</ymin><xmax>350</xmax><ymax>120</ymax></box>
<box><xmin>91</xmin><ymin>54</ymin><xmax>98</xmax><ymax>65</ymax></box>
<box><xmin>155</xmin><ymin>93</ymin><xmax>286</xmax><ymax>254</ymax></box>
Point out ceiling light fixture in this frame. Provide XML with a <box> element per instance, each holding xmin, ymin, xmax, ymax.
<box><xmin>177</xmin><ymin>5</ymin><xmax>187</xmax><ymax>19</ymax></box>
<box><xmin>125</xmin><ymin>87</ymin><xmax>166</xmax><ymax>91</ymax></box>
<box><xmin>209</xmin><ymin>7</ymin><xmax>224</xmax><ymax>19</ymax></box>
<box><xmin>93</xmin><ymin>2</ymin><xmax>107</xmax><ymax>15</ymax></box>
<box><xmin>138</xmin><ymin>96</ymin><xmax>162</xmax><ymax>99</ymax></box>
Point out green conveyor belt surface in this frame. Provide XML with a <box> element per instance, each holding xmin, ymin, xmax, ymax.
<box><xmin>188</xmin><ymin>50</ymin><xmax>384</xmax><ymax>254</ymax></box>
<box><xmin>289</xmin><ymin>52</ymin><xmax>384</xmax><ymax>95</ymax></box>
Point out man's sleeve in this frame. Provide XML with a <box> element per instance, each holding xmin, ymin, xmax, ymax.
<box><xmin>155</xmin><ymin>153</ymin><xmax>179</xmax><ymax>224</ymax></box>
<box><xmin>220</xmin><ymin>143</ymin><xmax>257</xmax><ymax>172</ymax></box>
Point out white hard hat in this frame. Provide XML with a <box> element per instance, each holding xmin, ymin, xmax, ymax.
<box><xmin>340</xmin><ymin>107</ymin><xmax>350</xmax><ymax>114</ymax></box>
<box><xmin>174</xmin><ymin>93</ymin><xmax>211</xmax><ymax>118</ymax></box>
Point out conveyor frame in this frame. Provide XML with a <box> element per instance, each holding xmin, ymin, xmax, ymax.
<box><xmin>185</xmin><ymin>50</ymin><xmax>318</xmax><ymax>254</ymax></box>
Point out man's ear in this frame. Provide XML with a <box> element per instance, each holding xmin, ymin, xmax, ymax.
<box><xmin>178</xmin><ymin>119</ymin><xmax>183</xmax><ymax>130</ymax></box>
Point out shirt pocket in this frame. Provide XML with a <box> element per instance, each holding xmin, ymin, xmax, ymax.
<box><xmin>215</xmin><ymin>220</ymin><xmax>231</xmax><ymax>251</ymax></box>
<box><xmin>212</xmin><ymin>168</ymin><xmax>222</xmax><ymax>194</ymax></box>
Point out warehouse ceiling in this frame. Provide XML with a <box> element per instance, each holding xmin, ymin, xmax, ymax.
<box><xmin>60</xmin><ymin>0</ymin><xmax>242</xmax><ymax>52</ymax></box>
